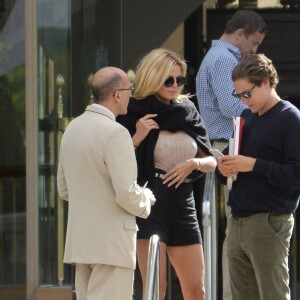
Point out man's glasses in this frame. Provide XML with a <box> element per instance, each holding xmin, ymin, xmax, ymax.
<box><xmin>113</xmin><ymin>86</ymin><xmax>135</xmax><ymax>96</ymax></box>
<box><xmin>164</xmin><ymin>76</ymin><xmax>185</xmax><ymax>87</ymax></box>
<box><xmin>232</xmin><ymin>84</ymin><xmax>256</xmax><ymax>99</ymax></box>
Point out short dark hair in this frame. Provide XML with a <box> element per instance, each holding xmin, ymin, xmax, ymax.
<box><xmin>224</xmin><ymin>10</ymin><xmax>267</xmax><ymax>36</ymax></box>
<box><xmin>232</xmin><ymin>53</ymin><xmax>279</xmax><ymax>88</ymax></box>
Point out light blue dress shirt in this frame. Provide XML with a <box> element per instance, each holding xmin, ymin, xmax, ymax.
<box><xmin>196</xmin><ymin>40</ymin><xmax>247</xmax><ymax>140</ymax></box>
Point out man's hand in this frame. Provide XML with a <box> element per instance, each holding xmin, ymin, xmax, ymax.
<box><xmin>218</xmin><ymin>155</ymin><xmax>256</xmax><ymax>177</ymax></box>
<box><xmin>143</xmin><ymin>187</ymin><xmax>156</xmax><ymax>206</ymax></box>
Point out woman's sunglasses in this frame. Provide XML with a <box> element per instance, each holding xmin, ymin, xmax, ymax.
<box><xmin>164</xmin><ymin>76</ymin><xmax>185</xmax><ymax>87</ymax></box>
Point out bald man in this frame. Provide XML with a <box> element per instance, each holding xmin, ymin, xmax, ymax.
<box><xmin>57</xmin><ymin>67</ymin><xmax>155</xmax><ymax>300</ymax></box>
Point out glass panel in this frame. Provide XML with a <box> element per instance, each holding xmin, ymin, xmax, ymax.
<box><xmin>71</xmin><ymin>0</ymin><xmax>121</xmax><ymax>117</ymax></box>
<box><xmin>37</xmin><ymin>0</ymin><xmax>73</xmax><ymax>286</ymax></box>
<box><xmin>36</xmin><ymin>0</ymin><xmax>122</xmax><ymax>289</ymax></box>
<box><xmin>0</xmin><ymin>0</ymin><xmax>26</xmax><ymax>290</ymax></box>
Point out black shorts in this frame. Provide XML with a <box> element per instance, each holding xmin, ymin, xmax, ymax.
<box><xmin>137</xmin><ymin>171</ymin><xmax>202</xmax><ymax>246</ymax></box>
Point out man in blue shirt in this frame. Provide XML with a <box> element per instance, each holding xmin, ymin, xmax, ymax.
<box><xmin>196</xmin><ymin>10</ymin><xmax>267</xmax><ymax>141</ymax></box>
<box><xmin>196</xmin><ymin>10</ymin><xmax>267</xmax><ymax>300</ymax></box>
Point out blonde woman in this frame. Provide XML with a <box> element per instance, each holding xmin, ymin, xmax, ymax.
<box><xmin>118</xmin><ymin>48</ymin><xmax>216</xmax><ymax>299</ymax></box>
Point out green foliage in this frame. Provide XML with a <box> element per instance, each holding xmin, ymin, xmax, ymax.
<box><xmin>0</xmin><ymin>41</ymin><xmax>12</xmax><ymax>72</ymax></box>
<box><xmin>0</xmin><ymin>65</ymin><xmax>26</xmax><ymax>166</ymax></box>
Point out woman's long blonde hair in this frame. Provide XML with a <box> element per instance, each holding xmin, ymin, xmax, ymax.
<box><xmin>133</xmin><ymin>48</ymin><xmax>188</xmax><ymax>101</ymax></box>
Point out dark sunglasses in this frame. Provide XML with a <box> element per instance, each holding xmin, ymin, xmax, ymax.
<box><xmin>164</xmin><ymin>76</ymin><xmax>185</xmax><ymax>87</ymax></box>
<box><xmin>112</xmin><ymin>86</ymin><xmax>135</xmax><ymax>96</ymax></box>
<box><xmin>232</xmin><ymin>84</ymin><xmax>256</xmax><ymax>99</ymax></box>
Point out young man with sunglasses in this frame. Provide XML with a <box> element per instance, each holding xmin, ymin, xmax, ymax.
<box><xmin>195</xmin><ymin>9</ymin><xmax>267</xmax><ymax>300</ymax></box>
<box><xmin>216</xmin><ymin>53</ymin><xmax>300</xmax><ymax>300</ymax></box>
<box><xmin>118</xmin><ymin>48</ymin><xmax>217</xmax><ymax>300</ymax></box>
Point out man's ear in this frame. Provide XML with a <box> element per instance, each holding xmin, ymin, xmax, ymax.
<box><xmin>113</xmin><ymin>91</ymin><xmax>120</xmax><ymax>102</ymax></box>
<box><xmin>262</xmin><ymin>76</ymin><xmax>270</xmax><ymax>86</ymax></box>
<box><xmin>235</xmin><ymin>28</ymin><xmax>244</xmax><ymax>40</ymax></box>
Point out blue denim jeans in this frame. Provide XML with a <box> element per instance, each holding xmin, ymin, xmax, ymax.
<box><xmin>227</xmin><ymin>212</ymin><xmax>294</xmax><ymax>300</ymax></box>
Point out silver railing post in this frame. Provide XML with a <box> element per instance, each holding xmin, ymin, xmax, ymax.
<box><xmin>202</xmin><ymin>171</ymin><xmax>218</xmax><ymax>300</ymax></box>
<box><xmin>144</xmin><ymin>234</ymin><xmax>160</xmax><ymax>300</ymax></box>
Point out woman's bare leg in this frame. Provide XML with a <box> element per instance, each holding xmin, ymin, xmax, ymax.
<box><xmin>167</xmin><ymin>244</ymin><xmax>205</xmax><ymax>300</ymax></box>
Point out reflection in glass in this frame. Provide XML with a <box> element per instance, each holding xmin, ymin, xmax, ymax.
<box><xmin>0</xmin><ymin>0</ymin><xmax>26</xmax><ymax>291</ymax></box>
<box><xmin>37</xmin><ymin>0</ymin><xmax>73</xmax><ymax>287</ymax></box>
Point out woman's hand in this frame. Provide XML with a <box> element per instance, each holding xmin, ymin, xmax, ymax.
<box><xmin>162</xmin><ymin>154</ymin><xmax>217</xmax><ymax>189</ymax></box>
<box><xmin>162</xmin><ymin>159</ymin><xmax>196</xmax><ymax>189</ymax></box>
<box><xmin>132</xmin><ymin>114</ymin><xmax>159</xmax><ymax>147</ymax></box>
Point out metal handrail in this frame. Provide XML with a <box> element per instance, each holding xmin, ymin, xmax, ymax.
<box><xmin>202</xmin><ymin>171</ymin><xmax>217</xmax><ymax>300</ymax></box>
<box><xmin>144</xmin><ymin>234</ymin><xmax>160</xmax><ymax>300</ymax></box>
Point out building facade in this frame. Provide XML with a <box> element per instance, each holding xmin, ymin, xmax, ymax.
<box><xmin>0</xmin><ymin>0</ymin><xmax>299</xmax><ymax>299</ymax></box>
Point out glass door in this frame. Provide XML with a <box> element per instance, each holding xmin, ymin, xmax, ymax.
<box><xmin>36</xmin><ymin>0</ymin><xmax>123</xmax><ymax>295</ymax></box>
<box><xmin>37</xmin><ymin>0</ymin><xmax>73</xmax><ymax>290</ymax></box>
<box><xmin>0</xmin><ymin>0</ymin><xmax>26</xmax><ymax>298</ymax></box>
